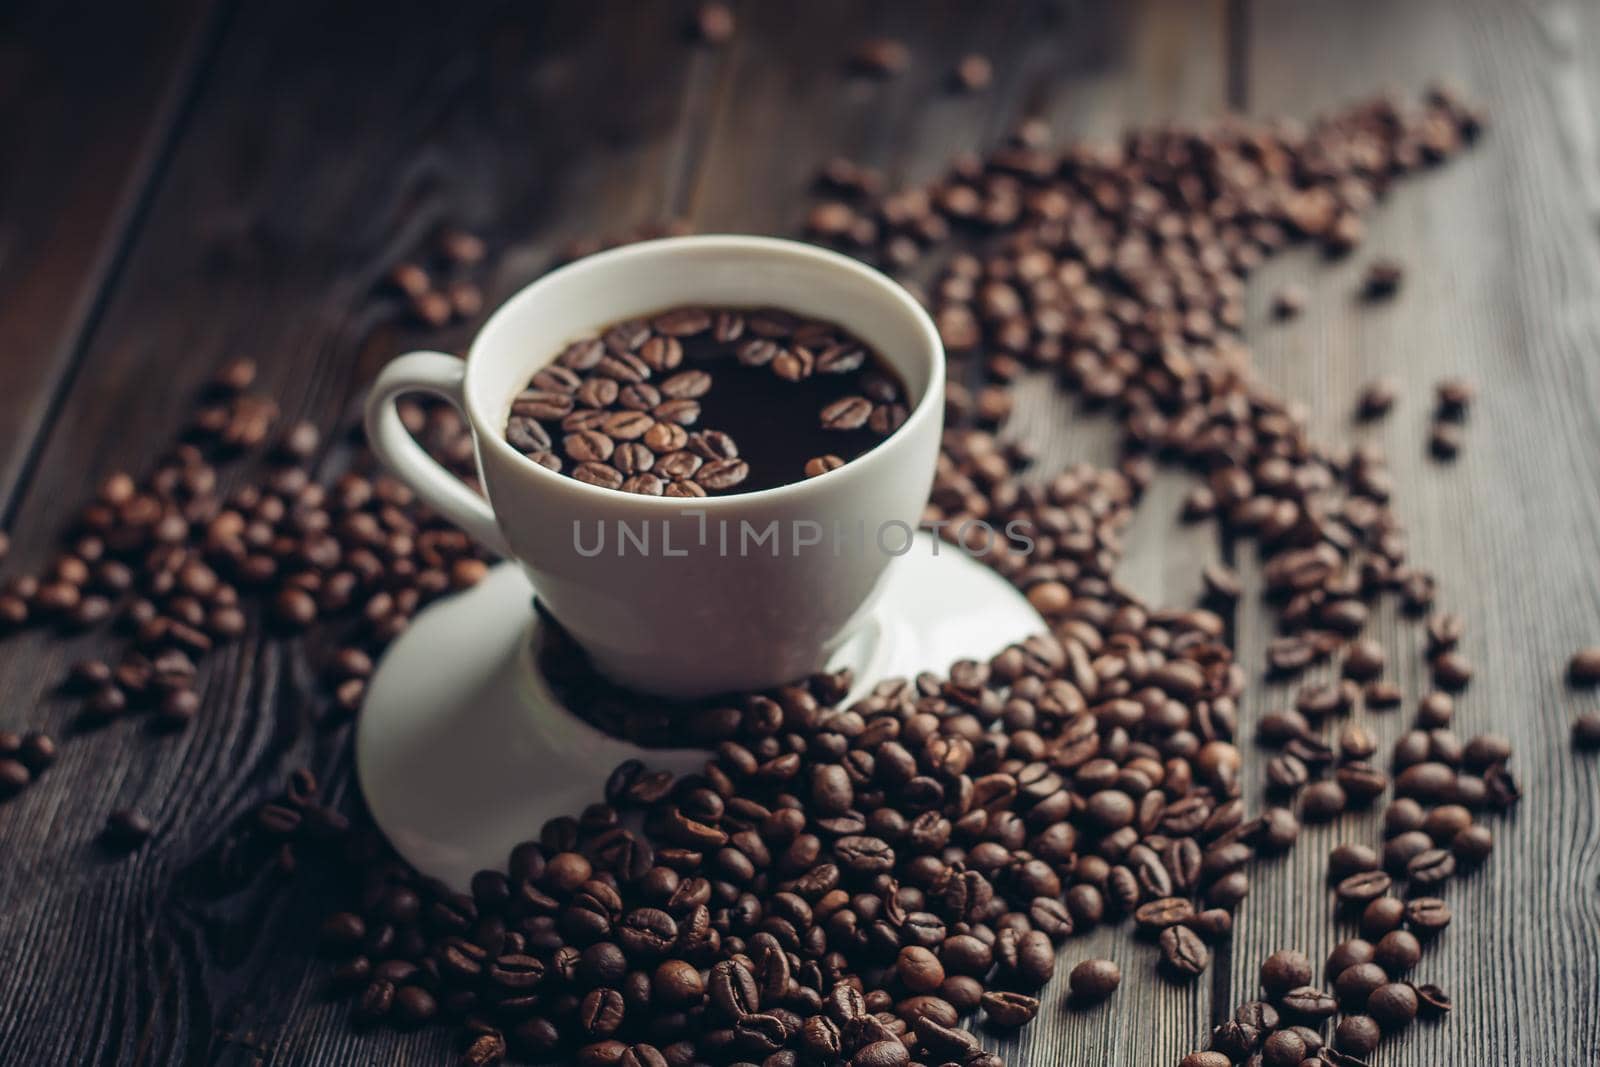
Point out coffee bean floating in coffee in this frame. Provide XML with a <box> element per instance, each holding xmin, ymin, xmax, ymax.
<box><xmin>504</xmin><ymin>306</ymin><xmax>909</xmax><ymax>494</ymax></box>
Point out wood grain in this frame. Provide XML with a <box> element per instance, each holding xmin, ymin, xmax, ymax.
<box><xmin>1233</xmin><ymin>2</ymin><xmax>1600</xmax><ymax>1065</ymax></box>
<box><xmin>0</xmin><ymin>0</ymin><xmax>219</xmax><ymax>512</ymax></box>
<box><xmin>0</xmin><ymin>0</ymin><xmax>1597</xmax><ymax>1064</ymax></box>
<box><xmin>0</xmin><ymin>1</ymin><xmax>723</xmax><ymax>1063</ymax></box>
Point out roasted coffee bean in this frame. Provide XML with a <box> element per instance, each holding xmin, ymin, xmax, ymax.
<box><xmin>654</xmin><ymin>959</ymin><xmax>704</xmax><ymax>1006</ymax></box>
<box><xmin>1068</xmin><ymin>958</ymin><xmax>1120</xmax><ymax>1002</ymax></box>
<box><xmin>1326</xmin><ymin>938</ymin><xmax>1376</xmax><ymax>978</ymax></box>
<box><xmin>17</xmin><ymin>733</ymin><xmax>57</xmax><ymax>773</ymax></box>
<box><xmin>462</xmin><ymin>1032</ymin><xmax>508</xmax><ymax>1066</ymax></box>
<box><xmin>695</xmin><ymin>458</ymin><xmax>749</xmax><ymax>492</ymax></box>
<box><xmin>1334</xmin><ymin>1013</ymin><xmax>1382</xmax><ymax>1057</ymax></box>
<box><xmin>574</xmin><ymin>462</ymin><xmax>625</xmax><ymax>490</ymax></box>
<box><xmin>1134</xmin><ymin>897</ymin><xmax>1193</xmax><ymax>931</ymax></box>
<box><xmin>1356</xmin><ymin>377</ymin><xmax>1397</xmax><ymax>418</ymax></box>
<box><xmin>1384</xmin><ymin>830</ymin><xmax>1434</xmax><ymax>874</ymax></box>
<box><xmin>1336</xmin><ymin>870</ymin><xmax>1392</xmax><ymax>906</ymax></box>
<box><xmin>804</xmin><ymin>455</ymin><xmax>845</xmax><ymax>478</ymax></box>
<box><xmin>356</xmin><ymin>979</ymin><xmax>395</xmax><ymax>1023</ymax></box>
<box><xmin>1569</xmin><ymin>647</ymin><xmax>1600</xmax><ymax>685</ymax></box>
<box><xmin>1373</xmin><ymin>929</ymin><xmax>1422</xmax><ymax>975</ymax></box>
<box><xmin>564</xmin><ymin>430</ymin><xmax>615</xmax><ymax>463</ymax></box>
<box><xmin>834</xmin><ymin>835</ymin><xmax>894</xmax><ymax>875</ymax></box>
<box><xmin>1300</xmin><ymin>780</ymin><xmax>1346</xmax><ymax>821</ymax></box>
<box><xmin>0</xmin><ymin>758</ymin><xmax>29</xmax><ymax>799</ymax></box>
<box><xmin>616</xmin><ymin>908</ymin><xmax>677</xmax><ymax>956</ymax></box>
<box><xmin>1278</xmin><ymin>985</ymin><xmax>1338</xmax><ymax>1021</ymax></box>
<box><xmin>896</xmin><ymin>946</ymin><xmax>943</xmax><ymax>993</ymax></box>
<box><xmin>1209</xmin><ymin>1018</ymin><xmax>1260</xmax><ymax>1060</ymax></box>
<box><xmin>104</xmin><ymin>808</ymin><xmax>153</xmax><ymax>849</ymax></box>
<box><xmin>1159</xmin><ymin>924</ymin><xmax>1209</xmax><ymax>979</ymax></box>
<box><xmin>851</xmin><ymin>1038</ymin><xmax>909</xmax><ymax>1067</ymax></box>
<box><xmin>1451</xmin><ymin>823</ymin><xmax>1493</xmax><ymax>865</ymax></box>
<box><xmin>709</xmin><ymin>959</ymin><xmax>759</xmax><ymax>1019</ymax></box>
<box><xmin>1360</xmin><ymin>896</ymin><xmax>1405</xmax><ymax>939</ymax></box>
<box><xmin>1367</xmin><ymin>981</ymin><xmax>1418</xmax><ymax>1033</ymax></box>
<box><xmin>820</xmin><ymin>396</ymin><xmax>873</xmax><ymax>431</ymax></box>
<box><xmin>1406</xmin><ymin>847</ymin><xmax>1456</xmax><ymax>888</ymax></box>
<box><xmin>1404</xmin><ymin>896</ymin><xmax>1452</xmax><ymax>936</ymax></box>
<box><xmin>619</xmin><ymin>1043</ymin><xmax>668</xmax><ymax>1067</ymax></box>
<box><xmin>603</xmin><ymin>411</ymin><xmax>655</xmax><ymax>441</ymax></box>
<box><xmin>851</xmin><ymin>37</ymin><xmax>910</xmax><ymax>76</ymax></box>
<box><xmin>1010</xmin><ymin>930</ymin><xmax>1054</xmax><ymax>989</ymax></box>
<box><xmin>1335</xmin><ymin>965</ymin><xmax>1389</xmax><ymax>1016</ymax></box>
<box><xmin>1260</xmin><ymin>1028</ymin><xmax>1306</xmax><ymax>1067</ymax></box>
<box><xmin>979</xmin><ymin>990</ymin><xmax>1039</xmax><ymax>1028</ymax></box>
<box><xmin>1395</xmin><ymin>760</ymin><xmax>1456</xmax><ymax>801</ymax></box>
<box><xmin>1415</xmin><ymin>982</ymin><xmax>1453</xmax><ymax>1017</ymax></box>
<box><xmin>1185</xmin><ymin>908</ymin><xmax>1233</xmax><ymax>941</ymax></box>
<box><xmin>1260</xmin><ymin>949</ymin><xmax>1312</xmax><ymax>998</ymax></box>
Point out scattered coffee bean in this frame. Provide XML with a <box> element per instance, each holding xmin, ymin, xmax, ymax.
<box><xmin>1356</xmin><ymin>378</ymin><xmax>1398</xmax><ymax>419</ymax></box>
<box><xmin>1405</xmin><ymin>896</ymin><xmax>1452</xmax><ymax>935</ymax></box>
<box><xmin>104</xmin><ymin>808</ymin><xmax>153</xmax><ymax>850</ymax></box>
<box><xmin>1260</xmin><ymin>950</ymin><xmax>1312</xmax><ymax>999</ymax></box>
<box><xmin>691</xmin><ymin>2</ymin><xmax>734</xmax><ymax>44</ymax></box>
<box><xmin>1573</xmin><ymin>712</ymin><xmax>1600</xmax><ymax>749</ymax></box>
<box><xmin>1362</xmin><ymin>258</ymin><xmax>1403</xmax><ymax>298</ymax></box>
<box><xmin>1373</xmin><ymin>929</ymin><xmax>1422</xmax><ymax>975</ymax></box>
<box><xmin>953</xmin><ymin>54</ymin><xmax>992</xmax><ymax>92</ymax></box>
<box><xmin>1569</xmin><ymin>647</ymin><xmax>1600</xmax><ymax>685</ymax></box>
<box><xmin>1159</xmin><ymin>925</ymin><xmax>1210</xmax><ymax>980</ymax></box>
<box><xmin>1271</xmin><ymin>283</ymin><xmax>1306</xmax><ymax>319</ymax></box>
<box><xmin>1360</xmin><ymin>896</ymin><xmax>1406</xmax><ymax>939</ymax></box>
<box><xmin>979</xmin><ymin>990</ymin><xmax>1038</xmax><ymax>1028</ymax></box>
<box><xmin>850</xmin><ymin>38</ymin><xmax>909</xmax><ymax>76</ymax></box>
<box><xmin>1429</xmin><ymin>420</ymin><xmax>1463</xmax><ymax>459</ymax></box>
<box><xmin>1435</xmin><ymin>376</ymin><xmax>1476</xmax><ymax>417</ymax></box>
<box><xmin>1334</xmin><ymin>1013</ymin><xmax>1382</xmax><ymax>1057</ymax></box>
<box><xmin>1067</xmin><ymin>959</ymin><xmax>1120</xmax><ymax>1002</ymax></box>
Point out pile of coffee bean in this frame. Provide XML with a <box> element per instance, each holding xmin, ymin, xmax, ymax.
<box><xmin>0</xmin><ymin>354</ymin><xmax>491</xmax><ymax>809</ymax></box>
<box><xmin>388</xmin><ymin>228</ymin><xmax>491</xmax><ymax>329</ymax></box>
<box><xmin>504</xmin><ymin>306</ymin><xmax>908</xmax><ymax>495</ymax></box>
<box><xmin>303</xmin><ymin>616</ymin><xmax>1270</xmax><ymax>1066</ymax></box>
<box><xmin>1178</xmin><ymin>948</ymin><xmax>1451</xmax><ymax>1066</ymax></box>
<box><xmin>691</xmin><ymin>3</ymin><xmax>735</xmax><ymax>46</ymax></box>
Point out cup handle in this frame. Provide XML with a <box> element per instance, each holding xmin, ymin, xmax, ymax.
<box><xmin>364</xmin><ymin>351</ymin><xmax>512</xmax><ymax>558</ymax></box>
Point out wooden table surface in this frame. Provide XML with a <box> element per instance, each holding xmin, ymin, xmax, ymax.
<box><xmin>2</xmin><ymin>1</ymin><xmax>1598</xmax><ymax>1064</ymax></box>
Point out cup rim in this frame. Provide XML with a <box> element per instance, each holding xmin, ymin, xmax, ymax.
<box><xmin>463</xmin><ymin>234</ymin><xmax>945</xmax><ymax>511</ymax></box>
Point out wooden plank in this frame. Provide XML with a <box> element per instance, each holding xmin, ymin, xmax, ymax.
<box><xmin>0</xmin><ymin>0</ymin><xmax>219</xmax><ymax>512</ymax></box>
<box><xmin>695</xmin><ymin>2</ymin><xmax>1231</xmax><ymax>1059</ymax></box>
<box><xmin>0</xmin><ymin>1</ymin><xmax>731</xmax><ymax>1063</ymax></box>
<box><xmin>1234</xmin><ymin>2</ymin><xmax>1600</xmax><ymax>1065</ymax></box>
<box><xmin>984</xmin><ymin>7</ymin><xmax>1237</xmax><ymax>1064</ymax></box>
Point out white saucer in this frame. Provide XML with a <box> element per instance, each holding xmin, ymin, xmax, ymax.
<box><xmin>356</xmin><ymin>532</ymin><xmax>1046</xmax><ymax>889</ymax></box>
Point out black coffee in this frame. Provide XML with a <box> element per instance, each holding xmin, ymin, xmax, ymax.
<box><xmin>503</xmin><ymin>305</ymin><xmax>908</xmax><ymax>495</ymax></box>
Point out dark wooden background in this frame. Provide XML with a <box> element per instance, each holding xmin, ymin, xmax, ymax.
<box><xmin>1</xmin><ymin>1</ymin><xmax>1598</xmax><ymax>1063</ymax></box>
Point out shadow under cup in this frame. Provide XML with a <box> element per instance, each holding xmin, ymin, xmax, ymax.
<box><xmin>461</xmin><ymin>236</ymin><xmax>946</xmax><ymax>699</ymax></box>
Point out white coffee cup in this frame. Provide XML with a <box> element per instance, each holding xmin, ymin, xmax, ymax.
<box><xmin>364</xmin><ymin>235</ymin><xmax>944</xmax><ymax>699</ymax></box>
